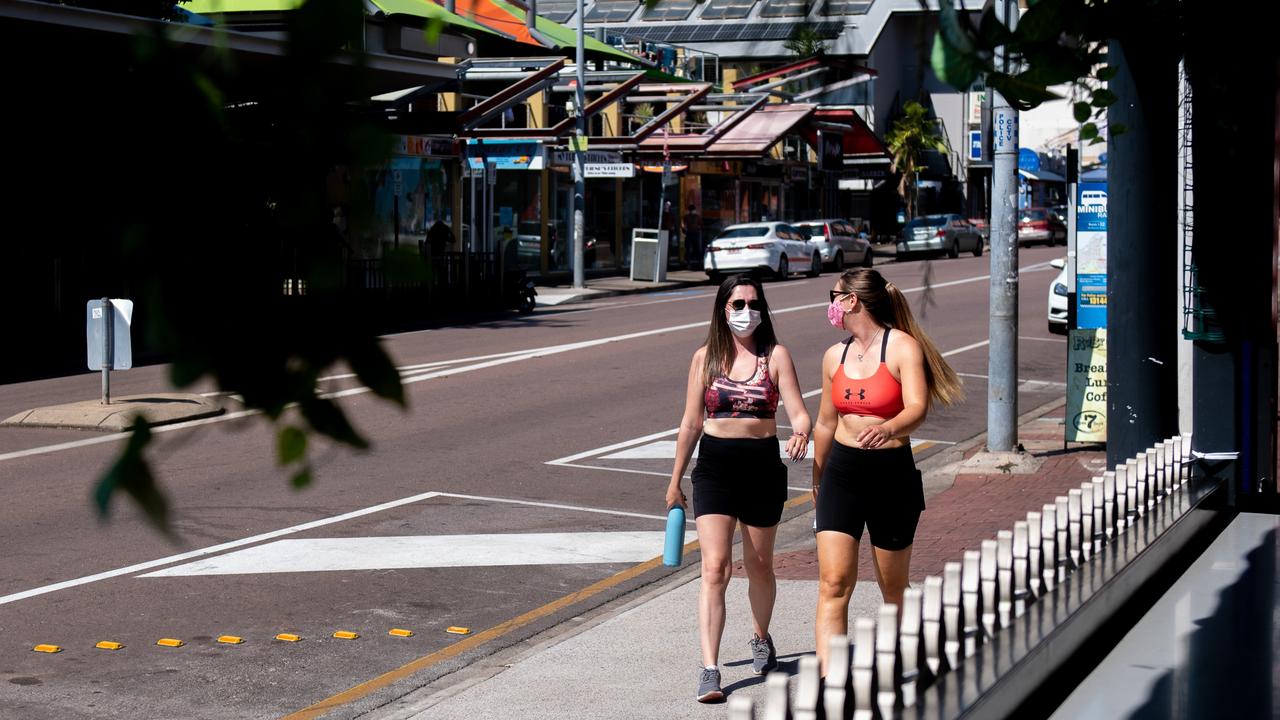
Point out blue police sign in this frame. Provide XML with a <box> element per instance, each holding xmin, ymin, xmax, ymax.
<box><xmin>1018</xmin><ymin>148</ymin><xmax>1040</xmax><ymax>172</ymax></box>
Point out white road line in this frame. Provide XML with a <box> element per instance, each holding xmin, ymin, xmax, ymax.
<box><xmin>0</xmin><ymin>267</ymin><xmax>1011</xmax><ymax>464</ymax></box>
<box><xmin>957</xmin><ymin>372</ymin><xmax>1067</xmax><ymax>389</ymax></box>
<box><xmin>547</xmin><ymin>428</ymin><xmax>683</xmax><ymax>465</ymax></box>
<box><xmin>550</xmin><ymin>462</ymin><xmax>686</xmax><ymax>479</ymax></box>
<box><xmin>0</xmin><ymin>490</ymin><xmax>688</xmax><ymax>604</ymax></box>
<box><xmin>546</xmin><ymin>337</ymin><xmax>996</xmax><ymax>469</ymax></box>
<box><xmin>0</xmin><ymin>409</ymin><xmax>260</xmax><ymax>463</ymax></box>
<box><xmin>433</xmin><ymin>492</ymin><xmax>673</xmax><ymax>522</ymax></box>
<box><xmin>942</xmin><ymin>339</ymin><xmax>991</xmax><ymax>357</ymax></box>
<box><xmin>0</xmin><ymin>491</ymin><xmax>441</xmax><ymax>605</ymax></box>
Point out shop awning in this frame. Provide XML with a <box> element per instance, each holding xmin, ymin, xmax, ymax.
<box><xmin>1020</xmin><ymin>168</ymin><xmax>1066</xmax><ymax>182</ymax></box>
<box><xmin>801</xmin><ymin>108</ymin><xmax>888</xmax><ymax>159</ymax></box>
<box><xmin>700</xmin><ymin>104</ymin><xmax>816</xmax><ymax>157</ymax></box>
<box><xmin>439</xmin><ymin>0</ymin><xmax>642</xmax><ymax>64</ymax></box>
<box><xmin>184</xmin><ymin>0</ymin><xmax>505</xmax><ymax>39</ymax></box>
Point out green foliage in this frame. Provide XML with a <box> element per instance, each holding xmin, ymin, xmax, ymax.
<box><xmin>94</xmin><ymin>419</ymin><xmax>170</xmax><ymax>535</ymax></box>
<box><xmin>16</xmin><ymin>0</ymin><xmax>412</xmax><ymax>528</ymax></box>
<box><xmin>784</xmin><ymin>24</ymin><xmax>827</xmax><ymax>59</ymax></box>
<box><xmin>886</xmin><ymin>101</ymin><xmax>948</xmax><ymax>220</ymax></box>
<box><xmin>929</xmin><ymin>0</ymin><xmax>1140</xmax><ymax>141</ymax></box>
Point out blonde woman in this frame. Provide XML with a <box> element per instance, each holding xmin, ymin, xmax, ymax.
<box><xmin>666</xmin><ymin>274</ymin><xmax>811</xmax><ymax>702</ymax></box>
<box><xmin>812</xmin><ymin>268</ymin><xmax>962</xmax><ymax>673</ymax></box>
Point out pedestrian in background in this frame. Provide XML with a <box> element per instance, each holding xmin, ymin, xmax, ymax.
<box><xmin>666</xmin><ymin>274</ymin><xmax>812</xmax><ymax>703</ymax></box>
<box><xmin>683</xmin><ymin>203</ymin><xmax>703</xmax><ymax>270</ymax></box>
<box><xmin>811</xmin><ymin>268</ymin><xmax>962</xmax><ymax>674</ymax></box>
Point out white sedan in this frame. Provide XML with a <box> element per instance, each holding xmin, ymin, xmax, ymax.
<box><xmin>1048</xmin><ymin>257</ymin><xmax>1068</xmax><ymax>334</ymax></box>
<box><xmin>704</xmin><ymin>222</ymin><xmax>822</xmax><ymax>282</ymax></box>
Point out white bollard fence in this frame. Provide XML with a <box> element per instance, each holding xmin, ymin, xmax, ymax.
<box><xmin>741</xmin><ymin>435</ymin><xmax>1199</xmax><ymax>720</ymax></box>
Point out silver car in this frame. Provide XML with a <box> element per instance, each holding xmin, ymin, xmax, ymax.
<box><xmin>794</xmin><ymin>219</ymin><xmax>873</xmax><ymax>271</ymax></box>
<box><xmin>896</xmin><ymin>214</ymin><xmax>985</xmax><ymax>260</ymax></box>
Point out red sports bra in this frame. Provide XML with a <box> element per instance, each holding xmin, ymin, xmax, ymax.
<box><xmin>704</xmin><ymin>348</ymin><xmax>780</xmax><ymax>419</ymax></box>
<box><xmin>832</xmin><ymin>330</ymin><xmax>905</xmax><ymax>419</ymax></box>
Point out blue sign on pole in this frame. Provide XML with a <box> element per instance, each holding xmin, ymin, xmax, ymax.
<box><xmin>1018</xmin><ymin>147</ymin><xmax>1040</xmax><ymax>172</ymax></box>
<box><xmin>969</xmin><ymin>130</ymin><xmax>982</xmax><ymax>161</ymax></box>
<box><xmin>1076</xmin><ymin>182</ymin><xmax>1109</xmax><ymax>329</ymax></box>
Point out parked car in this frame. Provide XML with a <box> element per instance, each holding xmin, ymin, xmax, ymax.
<box><xmin>704</xmin><ymin>222</ymin><xmax>822</xmax><ymax>281</ymax></box>
<box><xmin>794</xmin><ymin>219</ymin><xmax>873</xmax><ymax>270</ymax></box>
<box><xmin>1049</xmin><ymin>204</ymin><xmax>1068</xmax><ymax>224</ymax></box>
<box><xmin>968</xmin><ymin>217</ymin><xmax>991</xmax><ymax>243</ymax></box>
<box><xmin>1018</xmin><ymin>207</ymin><xmax>1067</xmax><ymax>246</ymax></box>
<box><xmin>896</xmin><ymin>214</ymin><xmax>984</xmax><ymax>260</ymax></box>
<box><xmin>1047</xmin><ymin>257</ymin><xmax>1068</xmax><ymax>334</ymax></box>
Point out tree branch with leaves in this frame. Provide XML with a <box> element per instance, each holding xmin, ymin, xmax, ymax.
<box><xmin>929</xmin><ymin>0</ymin><xmax>1141</xmax><ymax>143</ymax></box>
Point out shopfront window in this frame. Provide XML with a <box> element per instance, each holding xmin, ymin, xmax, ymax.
<box><xmin>492</xmin><ymin>171</ymin><xmax>542</xmax><ymax>273</ymax></box>
<box><xmin>369</xmin><ymin>157</ymin><xmax>450</xmax><ymax>257</ymax></box>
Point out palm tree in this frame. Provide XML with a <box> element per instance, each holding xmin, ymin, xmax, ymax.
<box><xmin>886</xmin><ymin>100</ymin><xmax>948</xmax><ymax>220</ymax></box>
<box><xmin>783</xmin><ymin>25</ymin><xmax>826</xmax><ymax>59</ymax></box>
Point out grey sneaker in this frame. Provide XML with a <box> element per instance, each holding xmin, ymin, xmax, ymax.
<box><xmin>696</xmin><ymin>667</ymin><xmax>724</xmax><ymax>703</ymax></box>
<box><xmin>750</xmin><ymin>633</ymin><xmax>777</xmax><ymax>675</ymax></box>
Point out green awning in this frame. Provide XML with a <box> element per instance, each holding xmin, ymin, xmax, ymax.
<box><xmin>180</xmin><ymin>0</ymin><xmax>503</xmax><ymax>39</ymax></box>
<box><xmin>487</xmin><ymin>0</ymin><xmax>641</xmax><ymax>65</ymax></box>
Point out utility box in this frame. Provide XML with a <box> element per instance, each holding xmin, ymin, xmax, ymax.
<box><xmin>630</xmin><ymin>229</ymin><xmax>669</xmax><ymax>282</ymax></box>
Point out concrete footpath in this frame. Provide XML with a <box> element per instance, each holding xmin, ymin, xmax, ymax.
<box><xmin>534</xmin><ymin>269</ymin><xmax>713</xmax><ymax>306</ymax></box>
<box><xmin>370</xmin><ymin>398</ymin><xmax>1105</xmax><ymax>719</ymax></box>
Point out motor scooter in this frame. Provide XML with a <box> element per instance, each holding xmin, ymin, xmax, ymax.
<box><xmin>505</xmin><ymin>268</ymin><xmax>537</xmax><ymax>314</ymax></box>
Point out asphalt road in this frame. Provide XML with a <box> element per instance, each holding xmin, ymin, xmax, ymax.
<box><xmin>0</xmin><ymin>247</ymin><xmax>1070</xmax><ymax>719</ymax></box>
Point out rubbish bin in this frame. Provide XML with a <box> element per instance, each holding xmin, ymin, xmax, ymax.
<box><xmin>630</xmin><ymin>229</ymin><xmax>669</xmax><ymax>282</ymax></box>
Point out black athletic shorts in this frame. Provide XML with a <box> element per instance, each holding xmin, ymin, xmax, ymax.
<box><xmin>691</xmin><ymin>434</ymin><xmax>787</xmax><ymax>528</ymax></box>
<box><xmin>815</xmin><ymin>441</ymin><xmax>925</xmax><ymax>550</ymax></box>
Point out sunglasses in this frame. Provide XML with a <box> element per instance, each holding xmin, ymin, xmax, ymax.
<box><xmin>829</xmin><ymin>290</ymin><xmax>851</xmax><ymax>303</ymax></box>
<box><xmin>728</xmin><ymin>299</ymin><xmax>765</xmax><ymax>311</ymax></box>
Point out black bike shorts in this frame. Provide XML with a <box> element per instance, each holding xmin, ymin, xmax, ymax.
<box><xmin>691</xmin><ymin>434</ymin><xmax>787</xmax><ymax>528</ymax></box>
<box><xmin>815</xmin><ymin>441</ymin><xmax>925</xmax><ymax>550</ymax></box>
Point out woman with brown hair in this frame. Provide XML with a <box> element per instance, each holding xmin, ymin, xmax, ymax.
<box><xmin>666</xmin><ymin>274</ymin><xmax>812</xmax><ymax>703</ymax></box>
<box><xmin>812</xmin><ymin>267</ymin><xmax>963</xmax><ymax>672</ymax></box>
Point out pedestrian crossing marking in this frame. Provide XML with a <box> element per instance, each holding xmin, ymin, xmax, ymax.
<box><xmin>139</xmin><ymin>532</ymin><xmax>686</xmax><ymax>577</ymax></box>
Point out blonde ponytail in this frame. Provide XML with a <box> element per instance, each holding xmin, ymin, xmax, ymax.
<box><xmin>884</xmin><ymin>281</ymin><xmax>964</xmax><ymax>407</ymax></box>
<box><xmin>837</xmin><ymin>269</ymin><xmax>964</xmax><ymax>408</ymax></box>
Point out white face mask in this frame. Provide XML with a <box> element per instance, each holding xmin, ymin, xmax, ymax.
<box><xmin>727</xmin><ymin>308</ymin><xmax>762</xmax><ymax>337</ymax></box>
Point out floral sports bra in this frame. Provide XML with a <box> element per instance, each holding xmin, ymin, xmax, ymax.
<box><xmin>704</xmin><ymin>349</ymin><xmax>780</xmax><ymax>420</ymax></box>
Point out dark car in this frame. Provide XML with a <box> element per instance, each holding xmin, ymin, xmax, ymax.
<box><xmin>1017</xmin><ymin>207</ymin><xmax>1067</xmax><ymax>246</ymax></box>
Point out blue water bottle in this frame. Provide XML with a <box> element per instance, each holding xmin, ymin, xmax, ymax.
<box><xmin>663</xmin><ymin>505</ymin><xmax>686</xmax><ymax>567</ymax></box>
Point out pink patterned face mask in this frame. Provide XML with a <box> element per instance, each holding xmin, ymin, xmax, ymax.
<box><xmin>827</xmin><ymin>300</ymin><xmax>847</xmax><ymax>329</ymax></box>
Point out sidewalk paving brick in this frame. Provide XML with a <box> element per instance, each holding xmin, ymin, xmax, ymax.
<box><xmin>738</xmin><ymin>408</ymin><xmax>1106</xmax><ymax>583</ymax></box>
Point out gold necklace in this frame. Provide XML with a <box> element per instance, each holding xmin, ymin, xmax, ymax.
<box><xmin>854</xmin><ymin>328</ymin><xmax>883</xmax><ymax>362</ymax></box>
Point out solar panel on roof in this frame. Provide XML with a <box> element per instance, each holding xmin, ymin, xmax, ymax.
<box><xmin>697</xmin><ymin>0</ymin><xmax>756</xmax><ymax>20</ymax></box>
<box><xmin>584</xmin><ymin>0</ymin><xmax>638</xmax><ymax>22</ymax></box>
<box><xmin>822</xmin><ymin>0</ymin><xmax>872</xmax><ymax>15</ymax></box>
<box><xmin>758</xmin><ymin>0</ymin><xmax>809</xmax><ymax>17</ymax></box>
<box><xmin>642</xmin><ymin>0</ymin><xmax>695</xmax><ymax>20</ymax></box>
<box><xmin>537</xmin><ymin>1</ymin><xmax>575</xmax><ymax>21</ymax></box>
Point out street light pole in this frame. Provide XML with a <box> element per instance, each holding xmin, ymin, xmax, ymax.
<box><xmin>987</xmin><ymin>0</ymin><xmax>1019</xmax><ymax>452</ymax></box>
<box><xmin>571</xmin><ymin>0</ymin><xmax>586</xmax><ymax>289</ymax></box>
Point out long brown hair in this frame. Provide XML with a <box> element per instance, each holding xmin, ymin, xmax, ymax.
<box><xmin>702</xmin><ymin>274</ymin><xmax>778</xmax><ymax>386</ymax></box>
<box><xmin>836</xmin><ymin>268</ymin><xmax>963</xmax><ymax>407</ymax></box>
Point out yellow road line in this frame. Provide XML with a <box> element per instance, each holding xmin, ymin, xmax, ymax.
<box><xmin>284</xmin><ymin>539</ymin><xmax>702</xmax><ymax>720</ymax></box>
<box><xmin>289</xmin><ymin>489</ymin><xmax>837</xmax><ymax>717</ymax></box>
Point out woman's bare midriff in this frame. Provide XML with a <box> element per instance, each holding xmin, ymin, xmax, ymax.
<box><xmin>703</xmin><ymin>417</ymin><xmax>778</xmax><ymax>439</ymax></box>
<box><xmin>834</xmin><ymin>413</ymin><xmax>911</xmax><ymax>449</ymax></box>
